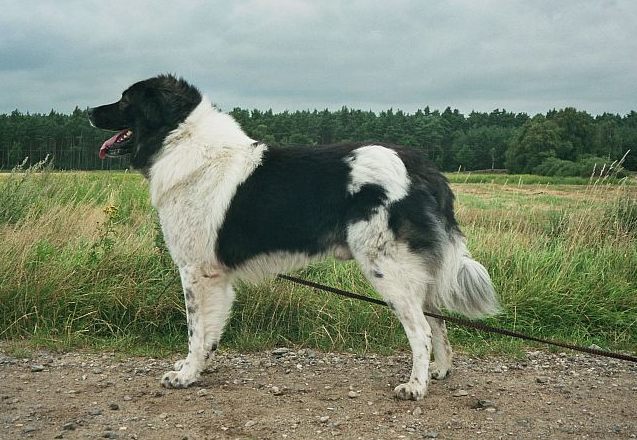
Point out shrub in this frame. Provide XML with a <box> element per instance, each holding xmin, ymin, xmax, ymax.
<box><xmin>533</xmin><ymin>156</ymin><xmax>629</xmax><ymax>178</ymax></box>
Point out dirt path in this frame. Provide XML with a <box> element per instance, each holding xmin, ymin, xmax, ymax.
<box><xmin>1</xmin><ymin>346</ymin><xmax>636</xmax><ymax>440</ymax></box>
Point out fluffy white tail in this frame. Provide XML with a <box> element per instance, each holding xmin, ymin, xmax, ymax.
<box><xmin>435</xmin><ymin>233</ymin><xmax>500</xmax><ymax>319</ymax></box>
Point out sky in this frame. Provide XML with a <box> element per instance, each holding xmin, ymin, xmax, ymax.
<box><xmin>1</xmin><ymin>0</ymin><xmax>636</xmax><ymax>116</ymax></box>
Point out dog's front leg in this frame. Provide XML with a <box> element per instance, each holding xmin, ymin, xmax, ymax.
<box><xmin>161</xmin><ymin>266</ymin><xmax>231</xmax><ymax>388</ymax></box>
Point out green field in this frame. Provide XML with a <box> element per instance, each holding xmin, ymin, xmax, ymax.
<box><xmin>1</xmin><ymin>167</ymin><xmax>636</xmax><ymax>358</ymax></box>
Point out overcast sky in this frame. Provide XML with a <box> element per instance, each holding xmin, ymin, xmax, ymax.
<box><xmin>1</xmin><ymin>0</ymin><xmax>636</xmax><ymax>116</ymax></box>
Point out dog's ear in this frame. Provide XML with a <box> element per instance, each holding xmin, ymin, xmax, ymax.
<box><xmin>136</xmin><ymin>88</ymin><xmax>164</xmax><ymax>124</ymax></box>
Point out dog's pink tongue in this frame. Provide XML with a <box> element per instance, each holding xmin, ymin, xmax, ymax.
<box><xmin>99</xmin><ymin>130</ymin><xmax>126</xmax><ymax>160</ymax></box>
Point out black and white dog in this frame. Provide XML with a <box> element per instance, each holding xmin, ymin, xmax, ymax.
<box><xmin>88</xmin><ymin>74</ymin><xmax>498</xmax><ymax>400</ymax></box>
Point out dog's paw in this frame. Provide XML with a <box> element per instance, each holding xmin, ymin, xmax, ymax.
<box><xmin>394</xmin><ymin>380</ymin><xmax>428</xmax><ymax>401</ymax></box>
<box><xmin>430</xmin><ymin>362</ymin><xmax>451</xmax><ymax>380</ymax></box>
<box><xmin>173</xmin><ymin>359</ymin><xmax>187</xmax><ymax>371</ymax></box>
<box><xmin>160</xmin><ymin>370</ymin><xmax>197</xmax><ymax>389</ymax></box>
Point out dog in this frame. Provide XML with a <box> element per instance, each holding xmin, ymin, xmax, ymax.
<box><xmin>88</xmin><ymin>74</ymin><xmax>499</xmax><ymax>400</ymax></box>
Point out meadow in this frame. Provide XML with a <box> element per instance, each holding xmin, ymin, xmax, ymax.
<box><xmin>1</xmin><ymin>164</ymin><xmax>635</xmax><ymax>358</ymax></box>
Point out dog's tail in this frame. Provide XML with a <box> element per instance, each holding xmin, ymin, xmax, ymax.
<box><xmin>434</xmin><ymin>230</ymin><xmax>500</xmax><ymax>319</ymax></box>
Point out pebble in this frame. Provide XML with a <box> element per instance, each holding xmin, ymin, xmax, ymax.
<box><xmin>63</xmin><ymin>422</ymin><xmax>76</xmax><ymax>431</ymax></box>
<box><xmin>272</xmin><ymin>348</ymin><xmax>290</xmax><ymax>356</ymax></box>
<box><xmin>472</xmin><ymin>400</ymin><xmax>497</xmax><ymax>410</ymax></box>
<box><xmin>536</xmin><ymin>377</ymin><xmax>549</xmax><ymax>384</ymax></box>
<box><xmin>109</xmin><ymin>402</ymin><xmax>120</xmax><ymax>410</ymax></box>
<box><xmin>271</xmin><ymin>386</ymin><xmax>283</xmax><ymax>396</ymax></box>
<box><xmin>319</xmin><ymin>416</ymin><xmax>330</xmax><ymax>423</ymax></box>
<box><xmin>196</xmin><ymin>388</ymin><xmax>208</xmax><ymax>397</ymax></box>
<box><xmin>347</xmin><ymin>391</ymin><xmax>359</xmax><ymax>399</ymax></box>
<box><xmin>453</xmin><ymin>389</ymin><xmax>469</xmax><ymax>397</ymax></box>
<box><xmin>89</xmin><ymin>408</ymin><xmax>103</xmax><ymax>416</ymax></box>
<box><xmin>412</xmin><ymin>407</ymin><xmax>423</xmax><ymax>417</ymax></box>
<box><xmin>304</xmin><ymin>349</ymin><xmax>317</xmax><ymax>358</ymax></box>
<box><xmin>424</xmin><ymin>432</ymin><xmax>439</xmax><ymax>438</ymax></box>
<box><xmin>103</xmin><ymin>432</ymin><xmax>118</xmax><ymax>439</ymax></box>
<box><xmin>245</xmin><ymin>420</ymin><xmax>257</xmax><ymax>428</ymax></box>
<box><xmin>30</xmin><ymin>365</ymin><xmax>45</xmax><ymax>372</ymax></box>
<box><xmin>23</xmin><ymin>425</ymin><xmax>37</xmax><ymax>433</ymax></box>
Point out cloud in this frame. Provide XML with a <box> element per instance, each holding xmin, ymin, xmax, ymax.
<box><xmin>1</xmin><ymin>0</ymin><xmax>635</xmax><ymax>115</ymax></box>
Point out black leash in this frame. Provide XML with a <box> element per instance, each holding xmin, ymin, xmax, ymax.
<box><xmin>277</xmin><ymin>274</ymin><xmax>637</xmax><ymax>364</ymax></box>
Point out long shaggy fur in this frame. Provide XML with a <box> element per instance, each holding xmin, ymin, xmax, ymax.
<box><xmin>88</xmin><ymin>74</ymin><xmax>499</xmax><ymax>401</ymax></box>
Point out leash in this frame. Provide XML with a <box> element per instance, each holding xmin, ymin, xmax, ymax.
<box><xmin>276</xmin><ymin>274</ymin><xmax>637</xmax><ymax>363</ymax></box>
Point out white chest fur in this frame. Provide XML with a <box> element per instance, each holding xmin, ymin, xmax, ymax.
<box><xmin>147</xmin><ymin>98</ymin><xmax>265</xmax><ymax>267</ymax></box>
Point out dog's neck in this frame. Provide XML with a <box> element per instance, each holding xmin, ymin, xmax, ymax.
<box><xmin>162</xmin><ymin>97</ymin><xmax>253</xmax><ymax>149</ymax></box>
<box><xmin>148</xmin><ymin>97</ymin><xmax>259</xmax><ymax>207</ymax></box>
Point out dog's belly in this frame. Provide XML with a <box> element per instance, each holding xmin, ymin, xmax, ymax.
<box><xmin>231</xmin><ymin>245</ymin><xmax>351</xmax><ymax>282</ymax></box>
<box><xmin>230</xmin><ymin>251</ymin><xmax>318</xmax><ymax>282</ymax></box>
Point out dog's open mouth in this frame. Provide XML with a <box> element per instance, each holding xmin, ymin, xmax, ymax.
<box><xmin>99</xmin><ymin>129</ymin><xmax>134</xmax><ymax>159</ymax></box>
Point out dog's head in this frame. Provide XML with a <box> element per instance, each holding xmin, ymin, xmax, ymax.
<box><xmin>88</xmin><ymin>74</ymin><xmax>202</xmax><ymax>170</ymax></box>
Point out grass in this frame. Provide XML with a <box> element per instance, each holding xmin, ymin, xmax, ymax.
<box><xmin>445</xmin><ymin>172</ymin><xmax>633</xmax><ymax>186</ymax></box>
<box><xmin>1</xmin><ymin>163</ymin><xmax>636</xmax><ymax>358</ymax></box>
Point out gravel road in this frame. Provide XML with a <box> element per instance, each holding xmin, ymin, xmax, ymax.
<box><xmin>2</xmin><ymin>346</ymin><xmax>636</xmax><ymax>439</ymax></box>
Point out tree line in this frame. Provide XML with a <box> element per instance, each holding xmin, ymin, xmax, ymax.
<box><xmin>1</xmin><ymin>105</ymin><xmax>635</xmax><ymax>175</ymax></box>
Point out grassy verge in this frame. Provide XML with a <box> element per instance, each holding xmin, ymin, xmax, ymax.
<box><xmin>1</xmin><ymin>165</ymin><xmax>636</xmax><ymax>358</ymax></box>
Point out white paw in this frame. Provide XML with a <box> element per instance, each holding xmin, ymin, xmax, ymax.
<box><xmin>160</xmin><ymin>370</ymin><xmax>198</xmax><ymax>389</ymax></box>
<box><xmin>394</xmin><ymin>379</ymin><xmax>428</xmax><ymax>400</ymax></box>
<box><xmin>174</xmin><ymin>359</ymin><xmax>187</xmax><ymax>371</ymax></box>
<box><xmin>430</xmin><ymin>362</ymin><xmax>451</xmax><ymax>380</ymax></box>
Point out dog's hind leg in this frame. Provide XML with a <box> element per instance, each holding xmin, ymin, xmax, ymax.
<box><xmin>361</xmin><ymin>254</ymin><xmax>433</xmax><ymax>400</ymax></box>
<box><xmin>348</xmin><ymin>220</ymin><xmax>433</xmax><ymax>400</ymax></box>
<box><xmin>386</xmin><ymin>289</ymin><xmax>432</xmax><ymax>400</ymax></box>
<box><xmin>161</xmin><ymin>266</ymin><xmax>233</xmax><ymax>388</ymax></box>
<box><xmin>425</xmin><ymin>309</ymin><xmax>453</xmax><ymax>379</ymax></box>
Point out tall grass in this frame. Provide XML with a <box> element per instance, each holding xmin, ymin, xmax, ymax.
<box><xmin>1</xmin><ymin>165</ymin><xmax>635</xmax><ymax>356</ymax></box>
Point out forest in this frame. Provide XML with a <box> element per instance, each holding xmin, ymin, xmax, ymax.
<box><xmin>0</xmin><ymin>105</ymin><xmax>635</xmax><ymax>175</ymax></box>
